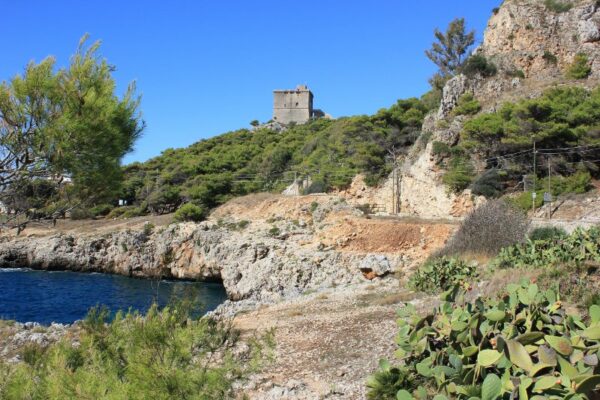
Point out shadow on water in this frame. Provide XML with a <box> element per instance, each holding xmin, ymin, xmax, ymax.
<box><xmin>0</xmin><ymin>269</ymin><xmax>228</xmax><ymax>324</ymax></box>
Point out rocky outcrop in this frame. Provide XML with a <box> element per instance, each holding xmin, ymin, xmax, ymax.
<box><xmin>484</xmin><ymin>0</ymin><xmax>600</xmax><ymax>81</ymax></box>
<box><xmin>0</xmin><ymin>207</ymin><xmax>404</xmax><ymax>303</ymax></box>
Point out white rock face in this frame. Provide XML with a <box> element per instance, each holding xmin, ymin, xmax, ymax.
<box><xmin>0</xmin><ymin>219</ymin><xmax>399</xmax><ymax>303</ymax></box>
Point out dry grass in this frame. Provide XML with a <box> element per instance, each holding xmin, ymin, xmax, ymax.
<box><xmin>285</xmin><ymin>309</ymin><xmax>304</xmax><ymax>317</ymax></box>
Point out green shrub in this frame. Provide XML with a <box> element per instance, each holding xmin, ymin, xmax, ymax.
<box><xmin>438</xmin><ymin>200</ymin><xmax>529</xmax><ymax>257</ymax></box>
<box><xmin>431</xmin><ymin>141</ymin><xmax>451</xmax><ymax>157</ymax></box>
<box><xmin>106</xmin><ymin>205</ymin><xmax>144</xmax><ymax>219</ymax></box>
<box><xmin>505</xmin><ymin>69</ymin><xmax>525</xmax><ymax>79</ymax></box>
<box><xmin>303</xmin><ymin>180</ymin><xmax>329</xmax><ymax>195</ymax></box>
<box><xmin>90</xmin><ymin>203</ymin><xmax>114</xmax><ymax>217</ymax></box>
<box><xmin>310</xmin><ymin>201</ymin><xmax>319</xmax><ymax>213</ymax></box>
<box><xmin>69</xmin><ymin>207</ymin><xmax>94</xmax><ymax>220</ymax></box>
<box><xmin>174</xmin><ymin>203</ymin><xmax>206</xmax><ymax>222</ymax></box>
<box><xmin>470</xmin><ymin>169</ymin><xmax>504</xmax><ymax>198</ymax></box>
<box><xmin>462</xmin><ymin>54</ymin><xmax>497</xmax><ymax>78</ymax></box>
<box><xmin>268</xmin><ymin>226</ymin><xmax>281</xmax><ymax>237</ymax></box>
<box><xmin>367</xmin><ymin>281</ymin><xmax>600</xmax><ymax>399</ymax></box>
<box><xmin>567</xmin><ymin>53</ymin><xmax>592</xmax><ymax>79</ymax></box>
<box><xmin>544</xmin><ymin>0</ymin><xmax>573</xmax><ymax>13</ymax></box>
<box><xmin>142</xmin><ymin>222</ymin><xmax>155</xmax><ymax>236</ymax></box>
<box><xmin>542</xmin><ymin>50</ymin><xmax>558</xmax><ymax>64</ymax></box>
<box><xmin>442</xmin><ymin>156</ymin><xmax>474</xmax><ymax>192</ymax></box>
<box><xmin>121</xmin><ymin>206</ymin><xmax>145</xmax><ymax>219</ymax></box>
<box><xmin>409</xmin><ymin>257</ymin><xmax>477</xmax><ymax>294</ymax></box>
<box><xmin>506</xmin><ymin>190</ymin><xmax>544</xmax><ymax>212</ymax></box>
<box><xmin>0</xmin><ymin>302</ymin><xmax>272</xmax><ymax>399</ymax></box>
<box><xmin>528</xmin><ymin>226</ymin><xmax>567</xmax><ymax>241</ymax></box>
<box><xmin>551</xmin><ymin>170</ymin><xmax>592</xmax><ymax>196</ymax></box>
<box><xmin>452</xmin><ymin>93</ymin><xmax>481</xmax><ymax>116</ymax></box>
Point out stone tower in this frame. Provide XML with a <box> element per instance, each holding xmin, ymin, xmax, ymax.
<box><xmin>273</xmin><ymin>85</ymin><xmax>313</xmax><ymax>125</ymax></box>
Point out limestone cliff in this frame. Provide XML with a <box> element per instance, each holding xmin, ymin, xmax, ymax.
<box><xmin>392</xmin><ymin>0</ymin><xmax>600</xmax><ymax>218</ymax></box>
<box><xmin>0</xmin><ymin>195</ymin><xmax>454</xmax><ymax>303</ymax></box>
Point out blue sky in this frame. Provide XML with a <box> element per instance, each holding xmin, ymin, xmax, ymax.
<box><xmin>3</xmin><ymin>0</ymin><xmax>500</xmax><ymax>163</ymax></box>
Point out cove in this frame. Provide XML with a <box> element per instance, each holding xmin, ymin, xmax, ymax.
<box><xmin>0</xmin><ymin>268</ymin><xmax>228</xmax><ymax>325</ymax></box>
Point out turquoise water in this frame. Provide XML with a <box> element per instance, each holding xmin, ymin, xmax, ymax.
<box><xmin>0</xmin><ymin>268</ymin><xmax>228</xmax><ymax>324</ymax></box>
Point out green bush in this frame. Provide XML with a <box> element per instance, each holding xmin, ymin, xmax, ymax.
<box><xmin>542</xmin><ymin>50</ymin><xmax>558</xmax><ymax>64</ymax></box>
<box><xmin>106</xmin><ymin>205</ymin><xmax>142</xmax><ymax>219</ymax></box>
<box><xmin>462</xmin><ymin>54</ymin><xmax>497</xmax><ymax>78</ymax></box>
<box><xmin>506</xmin><ymin>190</ymin><xmax>544</xmax><ymax>212</ymax></box>
<box><xmin>528</xmin><ymin>226</ymin><xmax>567</xmax><ymax>241</ymax></box>
<box><xmin>431</xmin><ymin>141</ymin><xmax>451</xmax><ymax>157</ymax></box>
<box><xmin>505</xmin><ymin>69</ymin><xmax>525</xmax><ymax>79</ymax></box>
<box><xmin>544</xmin><ymin>0</ymin><xmax>573</xmax><ymax>13</ymax></box>
<box><xmin>89</xmin><ymin>203</ymin><xmax>114</xmax><ymax>217</ymax></box>
<box><xmin>69</xmin><ymin>207</ymin><xmax>94</xmax><ymax>220</ymax></box>
<box><xmin>470</xmin><ymin>169</ymin><xmax>504</xmax><ymax>198</ymax></box>
<box><xmin>442</xmin><ymin>156</ymin><xmax>474</xmax><ymax>192</ymax></box>
<box><xmin>268</xmin><ymin>226</ymin><xmax>281</xmax><ymax>237</ymax></box>
<box><xmin>142</xmin><ymin>222</ymin><xmax>155</xmax><ymax>236</ymax></box>
<box><xmin>452</xmin><ymin>93</ymin><xmax>481</xmax><ymax>116</ymax></box>
<box><xmin>567</xmin><ymin>53</ymin><xmax>592</xmax><ymax>79</ymax></box>
<box><xmin>174</xmin><ymin>203</ymin><xmax>206</xmax><ymax>222</ymax></box>
<box><xmin>551</xmin><ymin>170</ymin><xmax>592</xmax><ymax>196</ymax></box>
<box><xmin>368</xmin><ymin>281</ymin><xmax>600</xmax><ymax>399</ymax></box>
<box><xmin>0</xmin><ymin>302</ymin><xmax>272</xmax><ymax>399</ymax></box>
<box><xmin>409</xmin><ymin>257</ymin><xmax>478</xmax><ymax>294</ymax></box>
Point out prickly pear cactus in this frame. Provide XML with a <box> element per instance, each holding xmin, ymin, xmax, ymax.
<box><xmin>367</xmin><ymin>281</ymin><xmax>600</xmax><ymax>399</ymax></box>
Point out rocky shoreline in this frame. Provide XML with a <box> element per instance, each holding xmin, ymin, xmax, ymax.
<box><xmin>0</xmin><ymin>197</ymin><xmax>434</xmax><ymax>305</ymax></box>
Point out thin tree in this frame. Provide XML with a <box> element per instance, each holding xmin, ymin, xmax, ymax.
<box><xmin>425</xmin><ymin>18</ymin><xmax>475</xmax><ymax>89</ymax></box>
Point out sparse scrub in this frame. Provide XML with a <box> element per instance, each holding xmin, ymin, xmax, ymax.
<box><xmin>470</xmin><ymin>169</ymin><xmax>505</xmax><ymax>198</ymax></box>
<box><xmin>567</xmin><ymin>53</ymin><xmax>592</xmax><ymax>79</ymax></box>
<box><xmin>438</xmin><ymin>200</ymin><xmax>529</xmax><ymax>257</ymax></box>
<box><xmin>0</xmin><ymin>302</ymin><xmax>272</xmax><ymax>399</ymax></box>
<box><xmin>268</xmin><ymin>226</ymin><xmax>281</xmax><ymax>237</ymax></box>
<box><xmin>69</xmin><ymin>207</ymin><xmax>94</xmax><ymax>220</ymax></box>
<box><xmin>544</xmin><ymin>0</ymin><xmax>573</xmax><ymax>13</ymax></box>
<box><xmin>173</xmin><ymin>203</ymin><xmax>206</xmax><ymax>222</ymax></box>
<box><xmin>90</xmin><ymin>203</ymin><xmax>114</xmax><ymax>218</ymax></box>
<box><xmin>142</xmin><ymin>222</ymin><xmax>155</xmax><ymax>236</ymax></box>
<box><xmin>409</xmin><ymin>257</ymin><xmax>477</xmax><ymax>294</ymax></box>
<box><xmin>462</xmin><ymin>54</ymin><xmax>498</xmax><ymax>78</ymax></box>
<box><xmin>542</xmin><ymin>50</ymin><xmax>558</xmax><ymax>64</ymax></box>
<box><xmin>452</xmin><ymin>93</ymin><xmax>481</xmax><ymax>116</ymax></box>
<box><xmin>506</xmin><ymin>190</ymin><xmax>544</xmax><ymax>212</ymax></box>
<box><xmin>528</xmin><ymin>226</ymin><xmax>567</xmax><ymax>241</ymax></box>
<box><xmin>505</xmin><ymin>69</ymin><xmax>525</xmax><ymax>79</ymax></box>
<box><xmin>442</xmin><ymin>155</ymin><xmax>474</xmax><ymax>192</ymax></box>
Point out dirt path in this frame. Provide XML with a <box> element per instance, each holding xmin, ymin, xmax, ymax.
<box><xmin>234</xmin><ymin>281</ymin><xmax>423</xmax><ymax>399</ymax></box>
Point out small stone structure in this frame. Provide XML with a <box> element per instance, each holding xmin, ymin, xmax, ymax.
<box><xmin>273</xmin><ymin>85</ymin><xmax>313</xmax><ymax>125</ymax></box>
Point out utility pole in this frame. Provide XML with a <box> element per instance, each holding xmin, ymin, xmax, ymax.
<box><xmin>294</xmin><ymin>171</ymin><xmax>298</xmax><ymax>196</ymax></box>
<box><xmin>532</xmin><ymin>140</ymin><xmax>537</xmax><ymax>216</ymax></box>
<box><xmin>547</xmin><ymin>156</ymin><xmax>551</xmax><ymax>219</ymax></box>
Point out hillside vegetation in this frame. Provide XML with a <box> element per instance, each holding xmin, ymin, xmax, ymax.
<box><xmin>116</xmin><ymin>98</ymin><xmax>430</xmax><ymax>217</ymax></box>
<box><xmin>438</xmin><ymin>86</ymin><xmax>600</xmax><ymax>202</ymax></box>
